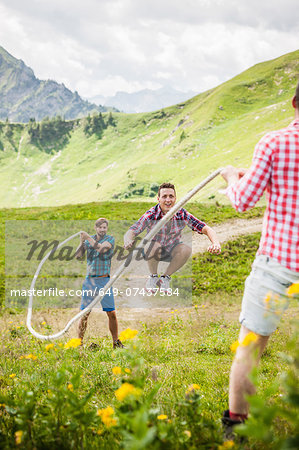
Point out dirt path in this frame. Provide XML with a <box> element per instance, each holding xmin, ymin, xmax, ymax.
<box><xmin>192</xmin><ymin>217</ymin><xmax>263</xmax><ymax>254</ymax></box>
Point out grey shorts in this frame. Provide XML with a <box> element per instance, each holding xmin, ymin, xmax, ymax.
<box><xmin>142</xmin><ymin>241</ymin><xmax>182</xmax><ymax>262</ymax></box>
<box><xmin>239</xmin><ymin>254</ymin><xmax>299</xmax><ymax>336</ymax></box>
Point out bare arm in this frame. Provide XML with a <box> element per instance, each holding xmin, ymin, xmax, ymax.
<box><xmin>75</xmin><ymin>234</ymin><xmax>86</xmax><ymax>260</ymax></box>
<box><xmin>124</xmin><ymin>229</ymin><xmax>136</xmax><ymax>249</ymax></box>
<box><xmin>202</xmin><ymin>225</ymin><xmax>221</xmax><ymax>254</ymax></box>
<box><xmin>220</xmin><ymin>135</ymin><xmax>273</xmax><ymax>212</ymax></box>
<box><xmin>124</xmin><ymin>210</ymin><xmax>152</xmax><ymax>248</ymax></box>
<box><xmin>79</xmin><ymin>232</ymin><xmax>112</xmax><ymax>254</ymax></box>
<box><xmin>97</xmin><ymin>241</ymin><xmax>112</xmax><ymax>253</ymax></box>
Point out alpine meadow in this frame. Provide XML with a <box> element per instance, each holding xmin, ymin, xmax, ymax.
<box><xmin>0</xmin><ymin>49</ymin><xmax>298</xmax><ymax>450</ymax></box>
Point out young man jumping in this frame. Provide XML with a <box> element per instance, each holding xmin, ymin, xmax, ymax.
<box><xmin>220</xmin><ymin>81</ymin><xmax>299</xmax><ymax>436</ymax></box>
<box><xmin>124</xmin><ymin>182</ymin><xmax>221</xmax><ymax>291</ymax></box>
<box><xmin>76</xmin><ymin>218</ymin><xmax>124</xmax><ymax>349</ymax></box>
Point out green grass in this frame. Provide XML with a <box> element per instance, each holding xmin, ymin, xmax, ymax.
<box><xmin>0</xmin><ymin>226</ymin><xmax>298</xmax><ymax>448</ymax></box>
<box><xmin>0</xmin><ymin>296</ymin><xmax>297</xmax><ymax>448</ymax></box>
<box><xmin>193</xmin><ymin>233</ymin><xmax>261</xmax><ymax>297</ymax></box>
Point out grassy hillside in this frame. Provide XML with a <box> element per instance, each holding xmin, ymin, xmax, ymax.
<box><xmin>1</xmin><ymin>49</ymin><xmax>298</xmax><ymax>208</ymax></box>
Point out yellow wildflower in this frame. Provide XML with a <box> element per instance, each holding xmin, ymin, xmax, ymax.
<box><xmin>41</xmin><ymin>321</ymin><xmax>46</xmax><ymax>325</ymax></box>
<box><xmin>115</xmin><ymin>382</ymin><xmax>141</xmax><ymax>401</ymax></box>
<box><xmin>185</xmin><ymin>384</ymin><xmax>201</xmax><ymax>397</ymax></box>
<box><xmin>112</xmin><ymin>366</ymin><xmax>122</xmax><ymax>375</ymax></box>
<box><xmin>242</xmin><ymin>332</ymin><xmax>258</xmax><ymax>346</ymax></box>
<box><xmin>184</xmin><ymin>430</ymin><xmax>191</xmax><ymax>438</ymax></box>
<box><xmin>230</xmin><ymin>341</ymin><xmax>240</xmax><ymax>352</ymax></box>
<box><xmin>264</xmin><ymin>291</ymin><xmax>272</xmax><ymax>303</ymax></box>
<box><xmin>118</xmin><ymin>328</ymin><xmax>138</xmax><ymax>341</ymax></box>
<box><xmin>230</xmin><ymin>332</ymin><xmax>258</xmax><ymax>352</ymax></box>
<box><xmin>97</xmin><ymin>405</ymin><xmax>114</xmax><ymax>417</ymax></box>
<box><xmin>218</xmin><ymin>440</ymin><xmax>235</xmax><ymax>449</ymax></box>
<box><xmin>20</xmin><ymin>354</ymin><xmax>37</xmax><ymax>360</ymax></box>
<box><xmin>109</xmin><ymin>419</ymin><xmax>117</xmax><ymax>428</ymax></box>
<box><xmin>45</xmin><ymin>343</ymin><xmax>55</xmax><ymax>351</ymax></box>
<box><xmin>124</xmin><ymin>368</ymin><xmax>131</xmax><ymax>374</ymax></box>
<box><xmin>186</xmin><ymin>384</ymin><xmax>200</xmax><ymax>394</ymax></box>
<box><xmin>97</xmin><ymin>406</ymin><xmax>117</xmax><ymax>427</ymax></box>
<box><xmin>157</xmin><ymin>414</ymin><xmax>168</xmax><ymax>420</ymax></box>
<box><xmin>287</xmin><ymin>282</ymin><xmax>299</xmax><ymax>296</ymax></box>
<box><xmin>9</xmin><ymin>374</ymin><xmax>16</xmax><ymax>379</ymax></box>
<box><xmin>15</xmin><ymin>430</ymin><xmax>23</xmax><ymax>445</ymax></box>
<box><xmin>67</xmin><ymin>383</ymin><xmax>74</xmax><ymax>392</ymax></box>
<box><xmin>64</xmin><ymin>338</ymin><xmax>82</xmax><ymax>349</ymax></box>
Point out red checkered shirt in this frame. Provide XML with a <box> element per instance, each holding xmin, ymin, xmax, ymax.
<box><xmin>130</xmin><ymin>204</ymin><xmax>206</xmax><ymax>252</ymax></box>
<box><xmin>226</xmin><ymin>119</ymin><xmax>299</xmax><ymax>272</ymax></box>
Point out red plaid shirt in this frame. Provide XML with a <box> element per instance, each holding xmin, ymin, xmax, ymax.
<box><xmin>226</xmin><ymin>119</ymin><xmax>299</xmax><ymax>272</ymax></box>
<box><xmin>130</xmin><ymin>204</ymin><xmax>206</xmax><ymax>251</ymax></box>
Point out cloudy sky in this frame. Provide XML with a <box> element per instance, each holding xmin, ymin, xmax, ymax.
<box><xmin>0</xmin><ymin>0</ymin><xmax>298</xmax><ymax>99</ymax></box>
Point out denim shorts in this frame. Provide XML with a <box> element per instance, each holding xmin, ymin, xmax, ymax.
<box><xmin>239</xmin><ymin>255</ymin><xmax>299</xmax><ymax>336</ymax></box>
<box><xmin>80</xmin><ymin>276</ymin><xmax>115</xmax><ymax>312</ymax></box>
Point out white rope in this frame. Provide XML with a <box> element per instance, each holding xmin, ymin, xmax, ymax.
<box><xmin>26</xmin><ymin>168</ymin><xmax>223</xmax><ymax>340</ymax></box>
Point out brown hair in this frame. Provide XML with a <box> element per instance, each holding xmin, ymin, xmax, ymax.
<box><xmin>95</xmin><ymin>218</ymin><xmax>108</xmax><ymax>226</ymax></box>
<box><xmin>158</xmin><ymin>182</ymin><xmax>176</xmax><ymax>196</ymax></box>
<box><xmin>296</xmin><ymin>79</ymin><xmax>299</xmax><ymax>110</ymax></box>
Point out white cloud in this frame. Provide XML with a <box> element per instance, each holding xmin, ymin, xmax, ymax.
<box><xmin>0</xmin><ymin>0</ymin><xmax>298</xmax><ymax>98</ymax></box>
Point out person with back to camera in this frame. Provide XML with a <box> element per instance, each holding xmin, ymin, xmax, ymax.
<box><xmin>220</xmin><ymin>80</ymin><xmax>299</xmax><ymax>437</ymax></box>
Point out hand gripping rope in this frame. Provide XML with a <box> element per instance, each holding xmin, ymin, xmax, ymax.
<box><xmin>26</xmin><ymin>168</ymin><xmax>223</xmax><ymax>340</ymax></box>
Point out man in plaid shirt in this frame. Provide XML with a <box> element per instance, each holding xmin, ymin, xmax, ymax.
<box><xmin>124</xmin><ymin>182</ymin><xmax>221</xmax><ymax>291</ymax></box>
<box><xmin>220</xmin><ymin>81</ymin><xmax>299</xmax><ymax>434</ymax></box>
<box><xmin>76</xmin><ymin>218</ymin><xmax>124</xmax><ymax>349</ymax></box>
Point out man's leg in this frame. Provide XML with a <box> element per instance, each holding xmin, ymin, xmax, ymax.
<box><xmin>106</xmin><ymin>310</ymin><xmax>124</xmax><ymax>348</ymax></box>
<box><xmin>229</xmin><ymin>325</ymin><xmax>270</xmax><ymax>416</ymax></box>
<box><xmin>78</xmin><ymin>311</ymin><xmax>91</xmax><ymax>343</ymax></box>
<box><xmin>106</xmin><ymin>310</ymin><xmax>118</xmax><ymax>342</ymax></box>
<box><xmin>146</xmin><ymin>241</ymin><xmax>162</xmax><ymax>274</ymax></box>
<box><xmin>164</xmin><ymin>243</ymin><xmax>191</xmax><ymax>276</ymax></box>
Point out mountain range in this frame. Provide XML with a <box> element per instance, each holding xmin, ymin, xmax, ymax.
<box><xmin>0</xmin><ymin>46</ymin><xmax>115</xmax><ymax>123</ymax></box>
<box><xmin>0</xmin><ymin>49</ymin><xmax>298</xmax><ymax>208</ymax></box>
<box><xmin>87</xmin><ymin>86</ymin><xmax>196</xmax><ymax>113</ymax></box>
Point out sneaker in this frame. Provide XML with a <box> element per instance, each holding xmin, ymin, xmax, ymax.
<box><xmin>159</xmin><ymin>275</ymin><xmax>171</xmax><ymax>291</ymax></box>
<box><xmin>221</xmin><ymin>410</ymin><xmax>243</xmax><ymax>440</ymax></box>
<box><xmin>113</xmin><ymin>339</ymin><xmax>125</xmax><ymax>349</ymax></box>
<box><xmin>145</xmin><ymin>274</ymin><xmax>159</xmax><ymax>292</ymax></box>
